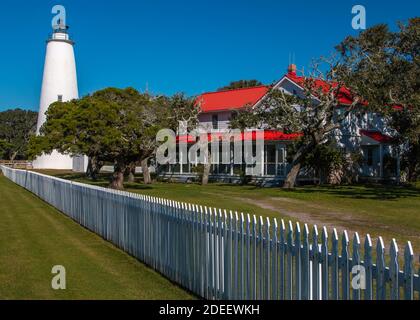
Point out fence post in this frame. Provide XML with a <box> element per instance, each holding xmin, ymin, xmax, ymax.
<box><xmin>252</xmin><ymin>215</ymin><xmax>257</xmax><ymax>300</ymax></box>
<box><xmin>234</xmin><ymin>211</ymin><xmax>239</xmax><ymax>300</ymax></box>
<box><xmin>279</xmin><ymin>219</ymin><xmax>286</xmax><ymax>300</ymax></box>
<box><xmin>295</xmin><ymin>222</ymin><xmax>301</xmax><ymax>300</ymax></box>
<box><xmin>200</xmin><ymin>206</ymin><xmax>205</xmax><ymax>298</ymax></box>
<box><xmin>246</xmin><ymin>214</ymin><xmax>251</xmax><ymax>300</ymax></box>
<box><xmin>364</xmin><ymin>234</ymin><xmax>373</xmax><ymax>300</ymax></box>
<box><xmin>341</xmin><ymin>230</ymin><xmax>350</xmax><ymax>300</ymax></box>
<box><xmin>240</xmin><ymin>213</ymin><xmax>245</xmax><ymax>300</ymax></box>
<box><xmin>321</xmin><ymin>226</ymin><xmax>329</xmax><ymax>300</ymax></box>
<box><xmin>286</xmin><ymin>221</ymin><xmax>293</xmax><ymax>300</ymax></box>
<box><xmin>376</xmin><ymin>236</ymin><xmax>386</xmax><ymax>300</ymax></box>
<box><xmin>272</xmin><ymin>218</ymin><xmax>278</xmax><ymax>300</ymax></box>
<box><xmin>352</xmin><ymin>232</ymin><xmax>361</xmax><ymax>300</ymax></box>
<box><xmin>389</xmin><ymin>239</ymin><xmax>399</xmax><ymax>300</ymax></box>
<box><xmin>209</xmin><ymin>207</ymin><xmax>215</xmax><ymax>299</ymax></box>
<box><xmin>218</xmin><ymin>209</ymin><xmax>224</xmax><ymax>299</ymax></box>
<box><xmin>228</xmin><ymin>210</ymin><xmax>234</xmax><ymax>300</ymax></box>
<box><xmin>403</xmin><ymin>241</ymin><xmax>414</xmax><ymax>300</ymax></box>
<box><xmin>302</xmin><ymin>224</ymin><xmax>310</xmax><ymax>300</ymax></box>
<box><xmin>223</xmin><ymin>210</ymin><xmax>229</xmax><ymax>299</ymax></box>
<box><xmin>205</xmin><ymin>206</ymin><xmax>210</xmax><ymax>299</ymax></box>
<box><xmin>258</xmin><ymin>216</ymin><xmax>264</xmax><ymax>300</ymax></box>
<box><xmin>312</xmin><ymin>225</ymin><xmax>319</xmax><ymax>300</ymax></box>
<box><xmin>266</xmin><ymin>217</ymin><xmax>271</xmax><ymax>300</ymax></box>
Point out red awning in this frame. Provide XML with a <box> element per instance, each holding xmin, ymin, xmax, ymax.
<box><xmin>360</xmin><ymin>130</ymin><xmax>395</xmax><ymax>143</ymax></box>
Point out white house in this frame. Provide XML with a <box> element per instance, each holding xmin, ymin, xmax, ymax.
<box><xmin>158</xmin><ymin>64</ymin><xmax>398</xmax><ymax>185</ymax></box>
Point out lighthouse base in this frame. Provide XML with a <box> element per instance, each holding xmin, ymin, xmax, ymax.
<box><xmin>33</xmin><ymin>150</ymin><xmax>73</xmax><ymax>170</ymax></box>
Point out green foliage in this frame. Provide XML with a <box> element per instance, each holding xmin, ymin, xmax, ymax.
<box><xmin>0</xmin><ymin>139</ymin><xmax>13</xmax><ymax>159</ymax></box>
<box><xmin>337</xmin><ymin>18</ymin><xmax>420</xmax><ymax>181</ymax></box>
<box><xmin>230</xmin><ymin>63</ymin><xmax>357</xmax><ymax>188</ymax></box>
<box><xmin>287</xmin><ymin>140</ymin><xmax>346</xmax><ymax>184</ymax></box>
<box><xmin>165</xmin><ymin>93</ymin><xmax>199</xmax><ymax>131</ymax></box>
<box><xmin>218</xmin><ymin>79</ymin><xmax>263</xmax><ymax>91</ymax></box>
<box><xmin>191</xmin><ymin>164</ymin><xmax>204</xmax><ymax>182</ymax></box>
<box><xmin>305</xmin><ymin>143</ymin><xmax>345</xmax><ymax>184</ymax></box>
<box><xmin>0</xmin><ymin>109</ymin><xmax>37</xmax><ymax>160</ymax></box>
<box><xmin>29</xmin><ymin>88</ymin><xmax>198</xmax><ymax>188</ymax></box>
<box><xmin>383</xmin><ymin>153</ymin><xmax>398</xmax><ymax>178</ymax></box>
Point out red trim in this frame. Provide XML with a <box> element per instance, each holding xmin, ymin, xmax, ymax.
<box><xmin>176</xmin><ymin>130</ymin><xmax>302</xmax><ymax>143</ymax></box>
<box><xmin>360</xmin><ymin>130</ymin><xmax>394</xmax><ymax>143</ymax></box>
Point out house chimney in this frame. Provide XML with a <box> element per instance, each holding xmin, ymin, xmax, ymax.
<box><xmin>287</xmin><ymin>64</ymin><xmax>297</xmax><ymax>75</ymax></box>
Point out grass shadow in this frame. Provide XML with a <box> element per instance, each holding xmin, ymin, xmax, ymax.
<box><xmin>286</xmin><ymin>184</ymin><xmax>420</xmax><ymax>200</ymax></box>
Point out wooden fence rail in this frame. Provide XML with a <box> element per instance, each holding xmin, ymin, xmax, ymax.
<box><xmin>1</xmin><ymin>165</ymin><xmax>419</xmax><ymax>300</ymax></box>
<box><xmin>0</xmin><ymin>160</ymin><xmax>33</xmax><ymax>169</ymax></box>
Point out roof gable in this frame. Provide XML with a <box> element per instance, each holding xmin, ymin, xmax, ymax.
<box><xmin>282</xmin><ymin>71</ymin><xmax>354</xmax><ymax>105</ymax></box>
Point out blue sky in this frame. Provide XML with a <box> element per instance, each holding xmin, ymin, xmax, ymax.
<box><xmin>0</xmin><ymin>0</ymin><xmax>418</xmax><ymax>111</ymax></box>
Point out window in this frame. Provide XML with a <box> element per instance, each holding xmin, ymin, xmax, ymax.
<box><xmin>367</xmin><ymin>147</ymin><xmax>373</xmax><ymax>166</ymax></box>
<box><xmin>57</xmin><ymin>95</ymin><xmax>63</xmax><ymax>102</ymax></box>
<box><xmin>212</xmin><ymin>114</ymin><xmax>218</xmax><ymax>130</ymax></box>
<box><xmin>277</xmin><ymin>147</ymin><xmax>285</xmax><ymax>163</ymax></box>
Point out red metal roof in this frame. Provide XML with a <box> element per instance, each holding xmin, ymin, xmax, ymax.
<box><xmin>360</xmin><ymin>130</ymin><xmax>395</xmax><ymax>143</ymax></box>
<box><xmin>196</xmin><ymin>86</ymin><xmax>269</xmax><ymax>113</ymax></box>
<box><xmin>176</xmin><ymin>130</ymin><xmax>302</xmax><ymax>143</ymax></box>
<box><xmin>285</xmin><ymin>71</ymin><xmax>354</xmax><ymax>105</ymax></box>
<box><xmin>195</xmin><ymin>72</ymin><xmax>355</xmax><ymax>113</ymax></box>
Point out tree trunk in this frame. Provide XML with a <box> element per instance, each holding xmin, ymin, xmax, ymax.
<box><xmin>125</xmin><ymin>162</ymin><xmax>136</xmax><ymax>183</ymax></box>
<box><xmin>202</xmin><ymin>150</ymin><xmax>211</xmax><ymax>185</ymax></box>
<box><xmin>10</xmin><ymin>151</ymin><xmax>18</xmax><ymax>162</ymax></box>
<box><xmin>86</xmin><ymin>157</ymin><xmax>102</xmax><ymax>180</ymax></box>
<box><xmin>283</xmin><ymin>162</ymin><xmax>301</xmax><ymax>189</ymax></box>
<box><xmin>86</xmin><ymin>158</ymin><xmax>93</xmax><ymax>178</ymax></box>
<box><xmin>283</xmin><ymin>141</ymin><xmax>316</xmax><ymax>189</ymax></box>
<box><xmin>110</xmin><ymin>162</ymin><xmax>125</xmax><ymax>189</ymax></box>
<box><xmin>141</xmin><ymin>158</ymin><xmax>151</xmax><ymax>184</ymax></box>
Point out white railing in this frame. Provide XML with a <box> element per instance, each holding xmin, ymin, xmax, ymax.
<box><xmin>1</xmin><ymin>165</ymin><xmax>419</xmax><ymax>300</ymax></box>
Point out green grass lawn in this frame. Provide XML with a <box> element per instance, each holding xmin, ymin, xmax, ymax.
<box><xmin>0</xmin><ymin>175</ymin><xmax>194</xmax><ymax>299</ymax></box>
<box><xmin>38</xmin><ymin>170</ymin><xmax>420</xmax><ymax>266</ymax></box>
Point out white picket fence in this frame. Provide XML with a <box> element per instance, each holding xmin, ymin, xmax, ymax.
<box><xmin>1</xmin><ymin>165</ymin><xmax>419</xmax><ymax>300</ymax></box>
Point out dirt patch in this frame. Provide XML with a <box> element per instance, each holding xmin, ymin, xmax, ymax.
<box><xmin>236</xmin><ymin>196</ymin><xmax>359</xmax><ymax>235</ymax></box>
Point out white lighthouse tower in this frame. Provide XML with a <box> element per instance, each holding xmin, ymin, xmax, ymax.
<box><xmin>33</xmin><ymin>15</ymin><xmax>78</xmax><ymax>170</ymax></box>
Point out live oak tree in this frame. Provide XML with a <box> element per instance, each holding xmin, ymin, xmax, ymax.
<box><xmin>336</xmin><ymin>18</ymin><xmax>420</xmax><ymax>181</ymax></box>
<box><xmin>28</xmin><ymin>97</ymin><xmax>120</xmax><ymax>180</ymax></box>
<box><xmin>29</xmin><ymin>88</ymin><xmax>154</xmax><ymax>188</ymax></box>
<box><xmin>230</xmin><ymin>60</ymin><xmax>363</xmax><ymax>189</ymax></box>
<box><xmin>231</xmin><ymin>18</ymin><xmax>419</xmax><ymax>187</ymax></box>
<box><xmin>30</xmin><ymin>88</ymin><xmax>198</xmax><ymax>189</ymax></box>
<box><xmin>0</xmin><ymin>109</ymin><xmax>37</xmax><ymax>160</ymax></box>
<box><xmin>122</xmin><ymin>93</ymin><xmax>199</xmax><ymax>185</ymax></box>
